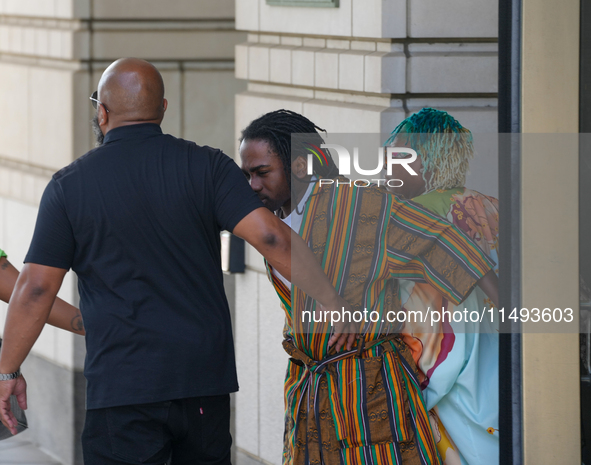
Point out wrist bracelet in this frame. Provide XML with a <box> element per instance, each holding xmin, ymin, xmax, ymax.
<box><xmin>0</xmin><ymin>368</ymin><xmax>21</xmax><ymax>381</ymax></box>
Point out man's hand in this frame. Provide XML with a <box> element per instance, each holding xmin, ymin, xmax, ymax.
<box><xmin>0</xmin><ymin>262</ymin><xmax>66</xmax><ymax>417</ymax></box>
<box><xmin>323</xmin><ymin>295</ymin><xmax>357</xmax><ymax>352</ymax></box>
<box><xmin>0</xmin><ymin>375</ymin><xmax>27</xmax><ymax>436</ymax></box>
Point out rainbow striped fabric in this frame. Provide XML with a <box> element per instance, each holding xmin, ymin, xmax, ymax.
<box><xmin>266</xmin><ymin>180</ymin><xmax>494</xmax><ymax>465</ymax></box>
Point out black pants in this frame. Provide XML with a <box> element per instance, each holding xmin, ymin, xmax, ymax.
<box><xmin>82</xmin><ymin>395</ymin><xmax>232</xmax><ymax>465</ymax></box>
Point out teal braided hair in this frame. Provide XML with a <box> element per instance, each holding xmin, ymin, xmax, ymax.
<box><xmin>384</xmin><ymin>107</ymin><xmax>474</xmax><ymax>192</ymax></box>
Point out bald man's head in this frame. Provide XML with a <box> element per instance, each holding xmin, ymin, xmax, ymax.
<box><xmin>97</xmin><ymin>58</ymin><xmax>166</xmax><ymax>123</ymax></box>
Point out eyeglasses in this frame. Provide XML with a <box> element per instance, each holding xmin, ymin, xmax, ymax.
<box><xmin>89</xmin><ymin>91</ymin><xmax>110</xmax><ymax>113</ymax></box>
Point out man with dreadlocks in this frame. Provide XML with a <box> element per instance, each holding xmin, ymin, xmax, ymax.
<box><xmin>385</xmin><ymin>107</ymin><xmax>499</xmax><ymax>465</ymax></box>
<box><xmin>239</xmin><ymin>109</ymin><xmax>499</xmax><ymax>465</ymax></box>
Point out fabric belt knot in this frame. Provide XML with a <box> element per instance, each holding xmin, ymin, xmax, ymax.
<box><xmin>282</xmin><ymin>335</ymin><xmax>404</xmax><ymax>463</ymax></box>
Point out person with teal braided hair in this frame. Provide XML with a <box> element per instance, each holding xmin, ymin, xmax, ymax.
<box><xmin>385</xmin><ymin>108</ymin><xmax>500</xmax><ymax>465</ymax></box>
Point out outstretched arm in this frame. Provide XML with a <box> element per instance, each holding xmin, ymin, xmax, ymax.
<box><xmin>233</xmin><ymin>207</ymin><xmax>356</xmax><ymax>351</ymax></box>
<box><xmin>47</xmin><ymin>298</ymin><xmax>85</xmax><ymax>336</ymax></box>
<box><xmin>0</xmin><ymin>263</ymin><xmax>67</xmax><ymax>434</ymax></box>
<box><xmin>0</xmin><ymin>257</ymin><xmax>84</xmax><ymax>336</ymax></box>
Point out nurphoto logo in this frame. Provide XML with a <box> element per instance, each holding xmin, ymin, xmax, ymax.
<box><xmin>306</xmin><ymin>144</ymin><xmax>419</xmax><ymax>187</ymax></box>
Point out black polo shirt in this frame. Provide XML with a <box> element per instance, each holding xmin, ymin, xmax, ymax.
<box><xmin>25</xmin><ymin>123</ymin><xmax>263</xmax><ymax>409</ymax></box>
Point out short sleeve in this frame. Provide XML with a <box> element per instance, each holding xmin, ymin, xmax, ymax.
<box><xmin>386</xmin><ymin>197</ymin><xmax>495</xmax><ymax>305</ymax></box>
<box><xmin>210</xmin><ymin>151</ymin><xmax>264</xmax><ymax>232</ymax></box>
<box><xmin>25</xmin><ymin>179</ymin><xmax>76</xmax><ymax>270</ymax></box>
<box><xmin>0</xmin><ymin>249</ymin><xmax>6</xmax><ymax>258</ymax></box>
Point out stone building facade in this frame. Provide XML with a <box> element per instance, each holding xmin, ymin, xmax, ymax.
<box><xmin>232</xmin><ymin>1</ymin><xmax>499</xmax><ymax>463</ymax></box>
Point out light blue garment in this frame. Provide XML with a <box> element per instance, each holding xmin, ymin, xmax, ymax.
<box><xmin>399</xmin><ymin>283</ymin><xmax>499</xmax><ymax>465</ymax></box>
<box><xmin>398</xmin><ymin>187</ymin><xmax>500</xmax><ymax>465</ymax></box>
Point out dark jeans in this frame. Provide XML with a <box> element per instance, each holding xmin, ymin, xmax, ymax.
<box><xmin>82</xmin><ymin>395</ymin><xmax>232</xmax><ymax>465</ymax></box>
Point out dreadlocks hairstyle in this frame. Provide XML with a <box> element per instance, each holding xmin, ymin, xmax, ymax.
<box><xmin>384</xmin><ymin>107</ymin><xmax>474</xmax><ymax>192</ymax></box>
<box><xmin>240</xmin><ymin>109</ymin><xmax>338</xmax><ymax>187</ymax></box>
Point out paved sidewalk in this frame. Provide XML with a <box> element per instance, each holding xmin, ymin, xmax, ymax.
<box><xmin>0</xmin><ymin>431</ymin><xmax>60</xmax><ymax>465</ymax></box>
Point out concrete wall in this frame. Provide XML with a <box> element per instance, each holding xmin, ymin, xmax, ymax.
<box><xmin>233</xmin><ymin>1</ymin><xmax>499</xmax><ymax>463</ymax></box>
<box><xmin>520</xmin><ymin>0</ymin><xmax>580</xmax><ymax>462</ymax></box>
<box><xmin>0</xmin><ymin>2</ymin><xmax>244</xmax><ymax>464</ymax></box>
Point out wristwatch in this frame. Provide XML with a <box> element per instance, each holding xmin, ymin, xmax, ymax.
<box><xmin>0</xmin><ymin>368</ymin><xmax>20</xmax><ymax>381</ymax></box>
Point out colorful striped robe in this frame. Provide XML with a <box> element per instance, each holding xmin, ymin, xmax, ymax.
<box><xmin>267</xmin><ymin>180</ymin><xmax>495</xmax><ymax>465</ymax></box>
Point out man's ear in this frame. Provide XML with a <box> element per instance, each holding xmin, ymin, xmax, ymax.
<box><xmin>162</xmin><ymin>98</ymin><xmax>168</xmax><ymax>113</ymax></box>
<box><xmin>291</xmin><ymin>156</ymin><xmax>307</xmax><ymax>179</ymax></box>
<box><xmin>98</xmin><ymin>105</ymin><xmax>109</xmax><ymax>127</ymax></box>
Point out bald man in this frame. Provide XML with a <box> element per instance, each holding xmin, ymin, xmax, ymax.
<box><xmin>0</xmin><ymin>58</ymin><xmax>350</xmax><ymax>464</ymax></box>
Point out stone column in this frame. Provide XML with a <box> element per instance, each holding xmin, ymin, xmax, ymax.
<box><xmin>0</xmin><ymin>1</ymin><xmax>244</xmax><ymax>463</ymax></box>
<box><xmin>233</xmin><ymin>1</ymin><xmax>499</xmax><ymax>463</ymax></box>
